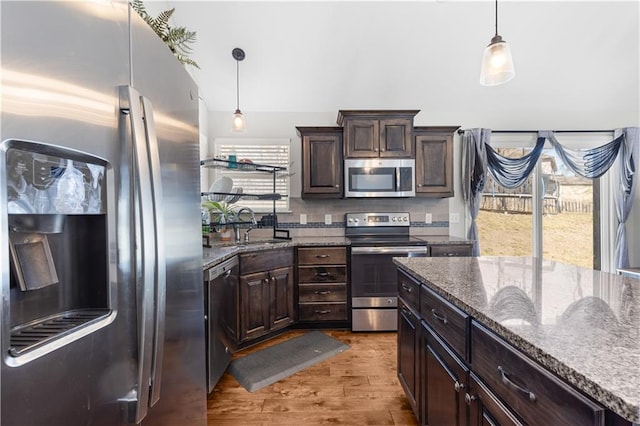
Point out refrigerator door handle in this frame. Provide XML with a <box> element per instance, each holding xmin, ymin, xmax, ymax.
<box><xmin>140</xmin><ymin>96</ymin><xmax>167</xmax><ymax>408</ymax></box>
<box><xmin>118</xmin><ymin>85</ymin><xmax>156</xmax><ymax>424</ymax></box>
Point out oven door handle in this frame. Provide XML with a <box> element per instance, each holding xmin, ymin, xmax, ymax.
<box><xmin>351</xmin><ymin>246</ymin><xmax>428</xmax><ymax>255</ymax></box>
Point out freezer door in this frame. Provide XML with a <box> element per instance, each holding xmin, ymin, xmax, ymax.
<box><xmin>1</xmin><ymin>2</ymin><xmax>136</xmax><ymax>426</ymax></box>
<box><xmin>129</xmin><ymin>8</ymin><xmax>207</xmax><ymax>426</ymax></box>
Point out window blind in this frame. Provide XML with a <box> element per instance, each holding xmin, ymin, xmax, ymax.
<box><xmin>214</xmin><ymin>142</ymin><xmax>290</xmax><ymax>212</ymax></box>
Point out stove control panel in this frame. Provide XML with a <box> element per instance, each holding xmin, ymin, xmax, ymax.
<box><xmin>345</xmin><ymin>212</ymin><xmax>411</xmax><ymax>227</ymax></box>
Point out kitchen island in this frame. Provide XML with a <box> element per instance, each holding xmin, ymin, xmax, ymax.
<box><xmin>394</xmin><ymin>256</ymin><xmax>640</xmax><ymax>425</ymax></box>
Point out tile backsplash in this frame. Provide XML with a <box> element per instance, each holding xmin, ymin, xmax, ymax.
<box><xmin>248</xmin><ymin>197</ymin><xmax>450</xmax><ymax>239</ymax></box>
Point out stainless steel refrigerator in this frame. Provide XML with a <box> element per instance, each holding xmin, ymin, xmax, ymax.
<box><xmin>0</xmin><ymin>1</ymin><xmax>206</xmax><ymax>425</ymax></box>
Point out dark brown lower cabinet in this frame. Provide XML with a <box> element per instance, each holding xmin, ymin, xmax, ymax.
<box><xmin>396</xmin><ymin>269</ymin><xmax>631</xmax><ymax>426</ymax></box>
<box><xmin>239</xmin><ymin>270</ymin><xmax>270</xmax><ymax>342</ymax></box>
<box><xmin>470</xmin><ymin>321</ymin><xmax>605</xmax><ymax>426</ymax></box>
<box><xmin>421</xmin><ymin>323</ymin><xmax>468</xmax><ymax>426</ymax></box>
<box><xmin>467</xmin><ymin>372</ymin><xmax>523</xmax><ymax>426</ymax></box>
<box><xmin>398</xmin><ymin>299</ymin><xmax>419</xmax><ymax>417</ymax></box>
<box><xmin>296</xmin><ymin>246</ymin><xmax>349</xmax><ymax>325</ymax></box>
<box><xmin>239</xmin><ymin>265</ymin><xmax>294</xmax><ymax>343</ymax></box>
<box><xmin>230</xmin><ymin>249</ymin><xmax>294</xmax><ymax>347</ymax></box>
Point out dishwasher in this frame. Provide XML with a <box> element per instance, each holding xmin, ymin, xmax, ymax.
<box><xmin>204</xmin><ymin>255</ymin><xmax>238</xmax><ymax>393</ymax></box>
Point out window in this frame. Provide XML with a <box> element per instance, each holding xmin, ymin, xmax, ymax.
<box><xmin>477</xmin><ymin>147</ymin><xmax>534</xmax><ymax>257</ymax></box>
<box><xmin>213</xmin><ymin>138</ymin><xmax>290</xmax><ymax>213</ymax></box>
<box><xmin>475</xmin><ymin>132</ymin><xmax>612</xmax><ymax>270</ymax></box>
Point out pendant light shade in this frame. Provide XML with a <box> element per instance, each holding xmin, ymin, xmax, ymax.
<box><xmin>232</xmin><ymin>109</ymin><xmax>246</xmax><ymax>132</ymax></box>
<box><xmin>231</xmin><ymin>48</ymin><xmax>246</xmax><ymax>132</ymax></box>
<box><xmin>480</xmin><ymin>0</ymin><xmax>515</xmax><ymax>86</ymax></box>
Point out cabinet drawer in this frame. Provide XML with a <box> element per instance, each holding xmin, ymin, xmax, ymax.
<box><xmin>298</xmin><ymin>283</ymin><xmax>347</xmax><ymax>303</ymax></box>
<box><xmin>429</xmin><ymin>244</ymin><xmax>472</xmax><ymax>257</ymax></box>
<box><xmin>240</xmin><ymin>248</ymin><xmax>293</xmax><ymax>275</ymax></box>
<box><xmin>298</xmin><ymin>302</ymin><xmax>347</xmax><ymax>321</ymax></box>
<box><xmin>298</xmin><ymin>266</ymin><xmax>346</xmax><ymax>283</ymax></box>
<box><xmin>297</xmin><ymin>247</ymin><xmax>346</xmax><ymax>265</ymax></box>
<box><xmin>420</xmin><ymin>284</ymin><xmax>468</xmax><ymax>360</ymax></box>
<box><xmin>398</xmin><ymin>270</ymin><xmax>420</xmax><ymax>311</ymax></box>
<box><xmin>471</xmin><ymin>321</ymin><xmax>605</xmax><ymax>426</ymax></box>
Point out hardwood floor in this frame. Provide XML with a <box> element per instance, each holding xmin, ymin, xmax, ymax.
<box><xmin>207</xmin><ymin>330</ymin><xmax>418</xmax><ymax>426</ymax></box>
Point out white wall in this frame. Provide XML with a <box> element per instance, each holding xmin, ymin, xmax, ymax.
<box><xmin>197</xmin><ymin>1</ymin><xmax>639</xmax><ymax>266</ymax></box>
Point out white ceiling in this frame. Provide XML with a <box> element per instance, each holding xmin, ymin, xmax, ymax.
<box><xmin>155</xmin><ymin>1</ymin><xmax>639</xmax><ymax>124</ymax></box>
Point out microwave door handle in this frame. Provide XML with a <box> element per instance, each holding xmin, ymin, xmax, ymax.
<box><xmin>118</xmin><ymin>86</ymin><xmax>155</xmax><ymax>423</ymax></box>
<box><xmin>140</xmin><ymin>96</ymin><xmax>166</xmax><ymax>408</ymax></box>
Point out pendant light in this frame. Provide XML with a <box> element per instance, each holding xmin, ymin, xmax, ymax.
<box><xmin>231</xmin><ymin>47</ymin><xmax>246</xmax><ymax>132</ymax></box>
<box><xmin>480</xmin><ymin>0</ymin><xmax>515</xmax><ymax>86</ymax></box>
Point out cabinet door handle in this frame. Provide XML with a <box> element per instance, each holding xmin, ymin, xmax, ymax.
<box><xmin>454</xmin><ymin>381</ymin><xmax>464</xmax><ymax>393</ymax></box>
<box><xmin>335</xmin><ymin>184</ymin><xmax>339</xmax><ymax>188</ymax></box>
<box><xmin>431</xmin><ymin>309</ymin><xmax>448</xmax><ymax>325</ymax></box>
<box><xmin>417</xmin><ymin>184</ymin><xmax>423</xmax><ymax>187</ymax></box>
<box><xmin>315</xmin><ymin>254</ymin><xmax>330</xmax><ymax>259</ymax></box>
<box><xmin>315</xmin><ymin>310</ymin><xmax>331</xmax><ymax>315</ymax></box>
<box><xmin>497</xmin><ymin>366</ymin><xmax>537</xmax><ymax>402</ymax></box>
<box><xmin>401</xmin><ymin>283</ymin><xmax>412</xmax><ymax>293</ymax></box>
<box><xmin>315</xmin><ymin>290</ymin><xmax>331</xmax><ymax>295</ymax></box>
<box><xmin>464</xmin><ymin>393</ymin><xmax>476</xmax><ymax>405</ymax></box>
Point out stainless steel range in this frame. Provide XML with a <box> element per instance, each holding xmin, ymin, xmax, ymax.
<box><xmin>345</xmin><ymin>212</ymin><xmax>428</xmax><ymax>331</ymax></box>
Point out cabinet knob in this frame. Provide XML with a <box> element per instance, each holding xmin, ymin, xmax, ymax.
<box><xmin>417</xmin><ymin>184</ymin><xmax>423</xmax><ymax>187</ymax></box>
<box><xmin>335</xmin><ymin>184</ymin><xmax>339</xmax><ymax>188</ymax></box>
<box><xmin>464</xmin><ymin>393</ymin><xmax>476</xmax><ymax>405</ymax></box>
<box><xmin>454</xmin><ymin>381</ymin><xmax>464</xmax><ymax>393</ymax></box>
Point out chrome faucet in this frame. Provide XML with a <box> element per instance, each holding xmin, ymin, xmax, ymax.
<box><xmin>235</xmin><ymin>207</ymin><xmax>257</xmax><ymax>242</ymax></box>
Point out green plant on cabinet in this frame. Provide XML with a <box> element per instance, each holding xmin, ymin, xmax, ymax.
<box><xmin>130</xmin><ymin>0</ymin><xmax>199</xmax><ymax>68</ymax></box>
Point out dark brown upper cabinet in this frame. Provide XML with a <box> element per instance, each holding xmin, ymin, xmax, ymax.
<box><xmin>414</xmin><ymin>126</ymin><xmax>459</xmax><ymax>198</ymax></box>
<box><xmin>337</xmin><ymin>110</ymin><xmax>419</xmax><ymax>158</ymax></box>
<box><xmin>296</xmin><ymin>127</ymin><xmax>343</xmax><ymax>199</ymax></box>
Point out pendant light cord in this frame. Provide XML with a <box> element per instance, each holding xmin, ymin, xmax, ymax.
<box><xmin>236</xmin><ymin>59</ymin><xmax>240</xmax><ymax>111</ymax></box>
<box><xmin>495</xmin><ymin>0</ymin><xmax>499</xmax><ymax>36</ymax></box>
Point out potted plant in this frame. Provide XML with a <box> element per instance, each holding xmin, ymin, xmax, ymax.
<box><xmin>202</xmin><ymin>200</ymin><xmax>238</xmax><ymax>241</ymax></box>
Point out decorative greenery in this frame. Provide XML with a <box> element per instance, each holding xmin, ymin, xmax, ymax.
<box><xmin>202</xmin><ymin>200</ymin><xmax>238</xmax><ymax>229</ymax></box>
<box><xmin>131</xmin><ymin>0</ymin><xmax>199</xmax><ymax>68</ymax></box>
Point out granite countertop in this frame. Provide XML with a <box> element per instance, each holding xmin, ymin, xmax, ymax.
<box><xmin>413</xmin><ymin>235</ymin><xmax>472</xmax><ymax>245</ymax></box>
<box><xmin>393</xmin><ymin>256</ymin><xmax>640</xmax><ymax>423</ymax></box>
<box><xmin>202</xmin><ymin>236</ymin><xmax>350</xmax><ymax>269</ymax></box>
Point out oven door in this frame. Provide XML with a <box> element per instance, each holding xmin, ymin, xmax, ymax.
<box><xmin>350</xmin><ymin>245</ymin><xmax>427</xmax><ymax>331</ymax></box>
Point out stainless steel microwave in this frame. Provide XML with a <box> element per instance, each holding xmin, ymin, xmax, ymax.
<box><xmin>344</xmin><ymin>158</ymin><xmax>415</xmax><ymax>198</ymax></box>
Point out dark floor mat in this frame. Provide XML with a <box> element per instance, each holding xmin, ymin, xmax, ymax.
<box><xmin>228</xmin><ymin>331</ymin><xmax>349</xmax><ymax>392</ymax></box>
